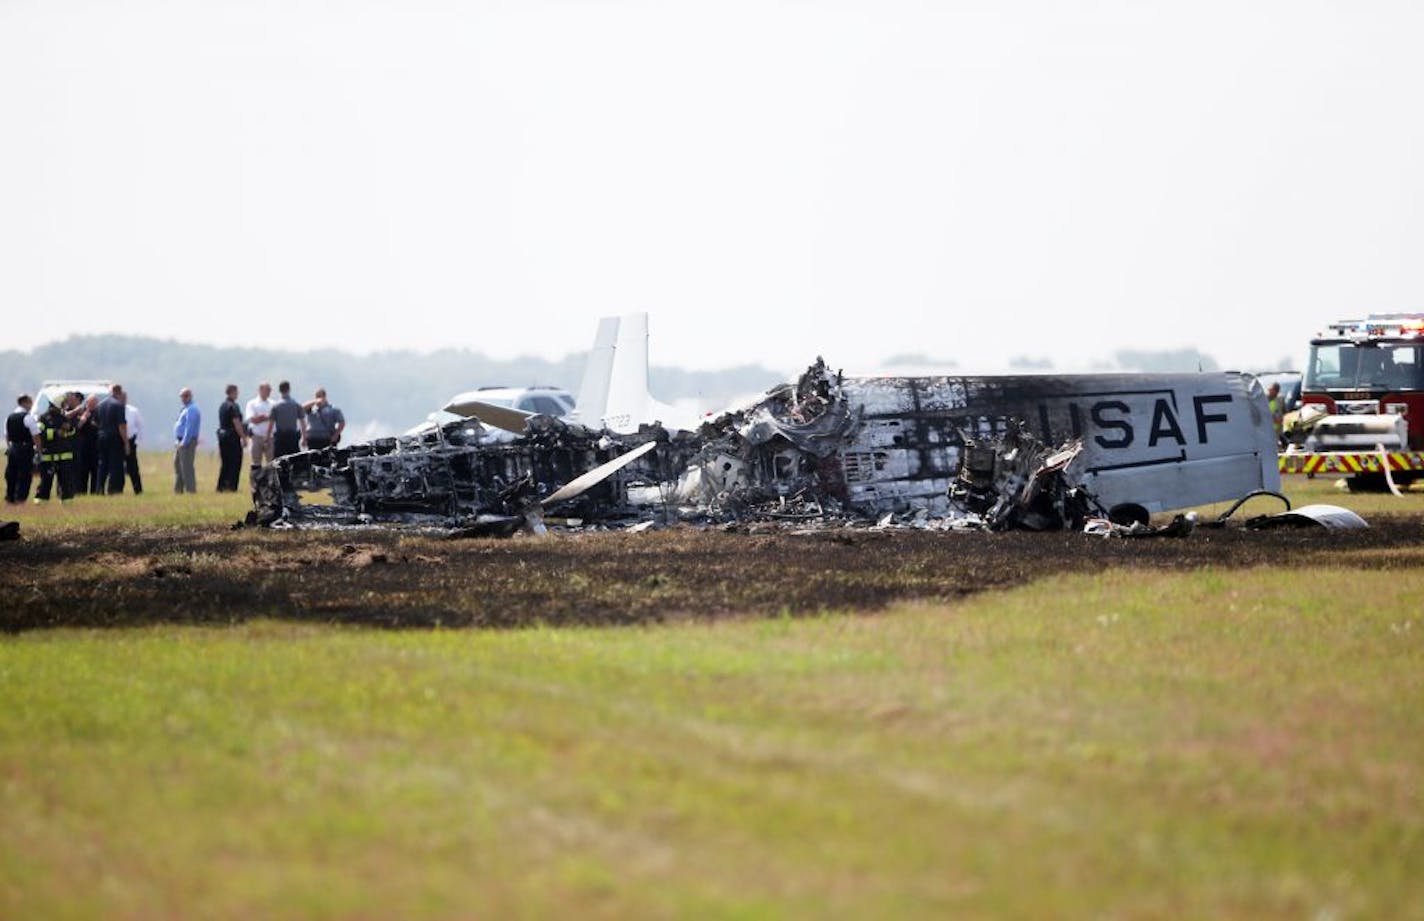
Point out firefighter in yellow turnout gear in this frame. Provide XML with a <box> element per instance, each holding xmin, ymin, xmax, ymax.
<box><xmin>33</xmin><ymin>392</ymin><xmax>87</xmax><ymax>502</ymax></box>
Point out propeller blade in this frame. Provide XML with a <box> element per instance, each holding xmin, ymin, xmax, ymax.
<box><xmin>541</xmin><ymin>440</ymin><xmax>658</xmax><ymax>508</ymax></box>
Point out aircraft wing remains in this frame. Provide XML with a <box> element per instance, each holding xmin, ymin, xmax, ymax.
<box><xmin>250</xmin><ymin>355</ymin><xmax>1282</xmax><ymax>537</ymax></box>
<box><xmin>442</xmin><ymin>397</ymin><xmax>535</xmax><ymax>435</ymax></box>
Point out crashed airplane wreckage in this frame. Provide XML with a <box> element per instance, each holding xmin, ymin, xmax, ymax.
<box><xmin>249</xmin><ymin>356</ymin><xmax>1284</xmax><ymax>537</ymax></box>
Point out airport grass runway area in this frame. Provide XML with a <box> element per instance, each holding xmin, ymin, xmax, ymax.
<box><xmin>2</xmin><ymin>452</ymin><xmax>1423</xmax><ymax>917</ymax></box>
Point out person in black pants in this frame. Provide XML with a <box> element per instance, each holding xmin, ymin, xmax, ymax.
<box><xmin>35</xmin><ymin>392</ymin><xmax>85</xmax><ymax>502</ymax></box>
<box><xmin>74</xmin><ymin>396</ymin><xmax>100</xmax><ymax>494</ymax></box>
<box><xmin>215</xmin><ymin>384</ymin><xmax>247</xmax><ymax>492</ymax></box>
<box><xmin>95</xmin><ymin>384</ymin><xmax>130</xmax><ymax>495</ymax></box>
<box><xmin>124</xmin><ymin>400</ymin><xmax>144</xmax><ymax>494</ymax></box>
<box><xmin>5</xmin><ymin>394</ymin><xmax>39</xmax><ymax>504</ymax></box>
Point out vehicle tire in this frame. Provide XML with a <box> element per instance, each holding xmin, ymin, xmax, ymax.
<box><xmin>1108</xmin><ymin>503</ymin><xmax>1150</xmax><ymax>527</ymax></box>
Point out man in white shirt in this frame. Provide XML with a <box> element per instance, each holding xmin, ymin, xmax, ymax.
<box><xmin>245</xmin><ymin>381</ymin><xmax>275</xmax><ymax>467</ymax></box>
<box><xmin>124</xmin><ymin>399</ymin><xmax>145</xmax><ymax>494</ymax></box>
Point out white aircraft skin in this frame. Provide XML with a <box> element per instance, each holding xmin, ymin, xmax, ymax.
<box><xmin>448</xmin><ymin>313</ymin><xmax>1281</xmax><ymax>516</ymax></box>
<box><xmin>571</xmin><ymin>315</ymin><xmax>618</xmax><ymax>427</ymax></box>
<box><xmin>825</xmin><ymin>371</ymin><xmax>1279</xmax><ymax>515</ymax></box>
<box><xmin>595</xmin><ymin>312</ymin><xmax>691</xmax><ymax>433</ymax></box>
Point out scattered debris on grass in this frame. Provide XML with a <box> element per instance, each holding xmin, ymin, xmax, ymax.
<box><xmin>1244</xmin><ymin>503</ymin><xmax>1370</xmax><ymax>530</ymax></box>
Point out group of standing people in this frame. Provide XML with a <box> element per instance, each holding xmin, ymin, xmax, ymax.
<box><xmin>4</xmin><ymin>381</ymin><xmax>344</xmax><ymax>502</ymax></box>
<box><xmin>213</xmin><ymin>380</ymin><xmax>346</xmax><ymax>493</ymax></box>
<box><xmin>4</xmin><ymin>385</ymin><xmax>144</xmax><ymax>504</ymax></box>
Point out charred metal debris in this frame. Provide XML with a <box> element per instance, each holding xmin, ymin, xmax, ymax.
<box><xmin>246</xmin><ymin>359</ymin><xmax>1308</xmax><ymax>537</ymax></box>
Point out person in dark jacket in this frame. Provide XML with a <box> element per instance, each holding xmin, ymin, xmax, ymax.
<box><xmin>5</xmin><ymin>394</ymin><xmax>39</xmax><ymax>504</ymax></box>
<box><xmin>95</xmin><ymin>384</ymin><xmax>130</xmax><ymax>495</ymax></box>
<box><xmin>74</xmin><ymin>394</ymin><xmax>100</xmax><ymax>494</ymax></box>
<box><xmin>215</xmin><ymin>384</ymin><xmax>247</xmax><ymax>492</ymax></box>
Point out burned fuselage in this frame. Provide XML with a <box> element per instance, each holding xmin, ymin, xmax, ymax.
<box><xmin>253</xmin><ymin>359</ymin><xmax>1279</xmax><ymax>532</ymax></box>
<box><xmin>252</xmin><ymin>414</ymin><xmax>685</xmax><ymax>530</ymax></box>
<box><xmin>685</xmin><ymin>359</ymin><xmax>1278</xmax><ymax>518</ymax></box>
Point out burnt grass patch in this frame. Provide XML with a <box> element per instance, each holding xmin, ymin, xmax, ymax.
<box><xmin>2</xmin><ymin>516</ymin><xmax>1422</xmax><ymax>632</ymax></box>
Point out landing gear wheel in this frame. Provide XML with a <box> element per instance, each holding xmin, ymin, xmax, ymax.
<box><xmin>1108</xmin><ymin>504</ymin><xmax>1150</xmax><ymax>527</ymax></box>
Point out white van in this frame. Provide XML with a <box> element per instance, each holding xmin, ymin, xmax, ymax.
<box><xmin>33</xmin><ymin>379</ymin><xmax>112</xmax><ymax>414</ymax></box>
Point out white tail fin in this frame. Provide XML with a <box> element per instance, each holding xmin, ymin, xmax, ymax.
<box><xmin>574</xmin><ymin>315</ymin><xmax>620</xmax><ymax>426</ymax></box>
<box><xmin>600</xmin><ymin>312</ymin><xmax>648</xmax><ymax>431</ymax></box>
<box><xmin>572</xmin><ymin>311</ymin><xmax>689</xmax><ymax>433</ymax></box>
<box><xmin>597</xmin><ymin>312</ymin><xmax>689</xmax><ymax>432</ymax></box>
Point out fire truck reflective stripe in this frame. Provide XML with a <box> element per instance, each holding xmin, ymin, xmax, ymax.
<box><xmin>1279</xmin><ymin>451</ymin><xmax>1424</xmax><ymax>473</ymax></box>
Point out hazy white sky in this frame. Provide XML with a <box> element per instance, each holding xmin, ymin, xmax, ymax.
<box><xmin>2</xmin><ymin>0</ymin><xmax>1421</xmax><ymax>373</ymax></box>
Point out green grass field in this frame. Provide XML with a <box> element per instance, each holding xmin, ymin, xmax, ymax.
<box><xmin>11</xmin><ymin>450</ymin><xmax>254</xmax><ymax>533</ymax></box>
<box><xmin>3</xmin><ymin>453</ymin><xmax>1423</xmax><ymax>917</ymax></box>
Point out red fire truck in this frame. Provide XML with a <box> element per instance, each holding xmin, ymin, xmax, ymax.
<box><xmin>1279</xmin><ymin>313</ymin><xmax>1424</xmax><ymax>489</ymax></box>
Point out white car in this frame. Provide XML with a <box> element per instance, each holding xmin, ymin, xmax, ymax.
<box><xmin>405</xmin><ymin>386</ymin><xmax>577</xmax><ymax>440</ymax></box>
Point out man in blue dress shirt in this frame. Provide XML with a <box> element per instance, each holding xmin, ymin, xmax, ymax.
<box><xmin>173</xmin><ymin>388</ymin><xmax>201</xmax><ymax>494</ymax></box>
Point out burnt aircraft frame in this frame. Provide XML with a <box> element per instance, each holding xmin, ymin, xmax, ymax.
<box><xmin>251</xmin><ymin>356</ymin><xmax>1277</xmax><ymax>535</ymax></box>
